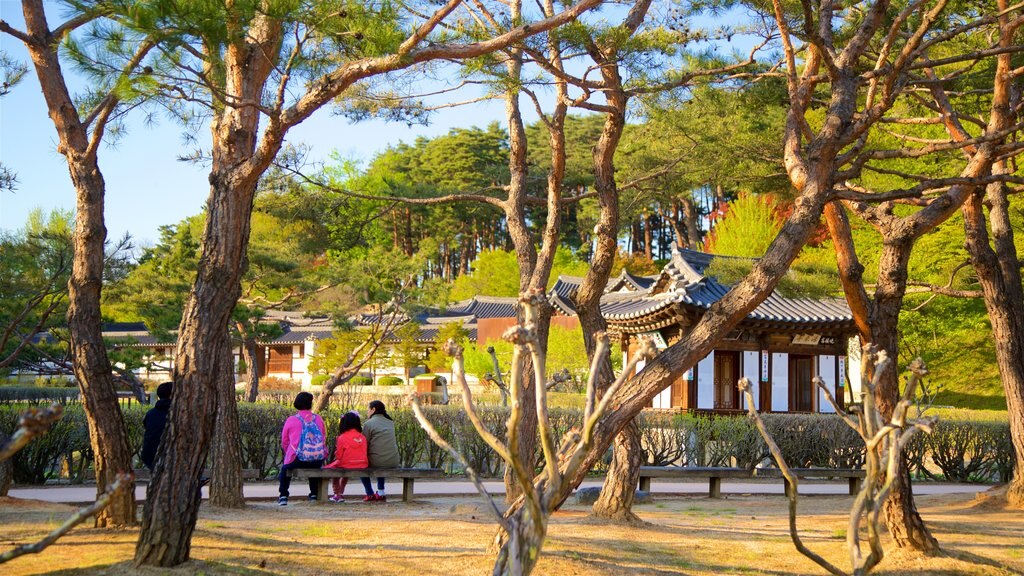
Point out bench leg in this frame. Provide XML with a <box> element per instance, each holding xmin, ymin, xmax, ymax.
<box><xmin>403</xmin><ymin>478</ymin><xmax>414</xmax><ymax>502</ymax></box>
<box><xmin>709</xmin><ymin>477</ymin><xmax>721</xmax><ymax>499</ymax></box>
<box><xmin>317</xmin><ymin>478</ymin><xmax>329</xmax><ymax>504</ymax></box>
<box><xmin>849</xmin><ymin>477</ymin><xmax>862</xmax><ymax>496</ymax></box>
<box><xmin>639</xmin><ymin>477</ymin><xmax>651</xmax><ymax>493</ymax></box>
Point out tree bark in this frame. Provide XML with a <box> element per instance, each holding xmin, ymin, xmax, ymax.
<box><xmin>870</xmin><ymin>239</ymin><xmax>940</xmax><ymax>553</ymax></box>
<box><xmin>681</xmin><ymin>196</ymin><xmax>701</xmax><ymax>248</ymax></box>
<box><xmin>210</xmin><ymin>339</ymin><xmax>245</xmax><ymax>508</ymax></box>
<box><xmin>239</xmin><ymin>329</ymin><xmax>260</xmax><ymax>402</ymax></box>
<box><xmin>963</xmin><ymin>189</ymin><xmax>1024</xmax><ymax>507</ymax></box>
<box><xmin>0</xmin><ymin>433</ymin><xmax>13</xmax><ymax>496</ymax></box>
<box><xmin>593</xmin><ymin>418</ymin><xmax>642</xmax><ymax>521</ymax></box>
<box><xmin>643</xmin><ymin>213</ymin><xmax>653</xmax><ymax>261</ymax></box>
<box><xmin>136</xmin><ymin>12</ymin><xmax>282</xmax><ymax>563</ymax></box>
<box><xmin>19</xmin><ymin>0</ymin><xmax>137</xmax><ymax>528</ymax></box>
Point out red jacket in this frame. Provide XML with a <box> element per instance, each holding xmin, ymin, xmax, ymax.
<box><xmin>324</xmin><ymin>429</ymin><xmax>369</xmax><ymax>469</ymax></box>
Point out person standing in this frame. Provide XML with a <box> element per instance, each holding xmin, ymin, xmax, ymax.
<box><xmin>361</xmin><ymin>399</ymin><xmax>400</xmax><ymax>502</ymax></box>
<box><xmin>278</xmin><ymin>392</ymin><xmax>327</xmax><ymax>506</ymax></box>
<box><xmin>141</xmin><ymin>382</ymin><xmax>173</xmax><ymax>471</ymax></box>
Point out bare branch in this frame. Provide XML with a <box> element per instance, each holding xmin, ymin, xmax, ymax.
<box><xmin>0</xmin><ymin>473</ymin><xmax>133</xmax><ymax>564</ymax></box>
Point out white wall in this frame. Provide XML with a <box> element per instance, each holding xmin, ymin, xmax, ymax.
<box><xmin>818</xmin><ymin>355</ymin><xmax>836</xmax><ymax>413</ymax></box>
<box><xmin>696</xmin><ymin>353</ymin><xmax>714</xmax><ymax>409</ymax></box>
<box><xmin>742</xmin><ymin>351</ymin><xmax>760</xmax><ymax>410</ymax></box>
<box><xmin>846</xmin><ymin>336</ymin><xmax>862</xmax><ymax>403</ymax></box>
<box><xmin>771</xmin><ymin>352</ymin><xmax>789</xmax><ymax>411</ymax></box>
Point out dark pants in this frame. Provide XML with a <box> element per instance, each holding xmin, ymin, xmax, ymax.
<box><xmin>279</xmin><ymin>459</ymin><xmax>324</xmax><ymax>497</ymax></box>
<box><xmin>360</xmin><ymin>476</ymin><xmax>385</xmax><ymax>494</ymax></box>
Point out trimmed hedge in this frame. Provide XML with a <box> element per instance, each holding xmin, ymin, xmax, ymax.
<box><xmin>0</xmin><ymin>387</ymin><xmax>82</xmax><ymax>405</ymax></box>
<box><xmin>0</xmin><ymin>402</ymin><xmax>1014</xmax><ymax>485</ymax></box>
<box><xmin>378</xmin><ymin>376</ymin><xmax>403</xmax><ymax>386</ymax></box>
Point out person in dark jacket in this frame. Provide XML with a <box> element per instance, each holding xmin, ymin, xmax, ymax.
<box><xmin>141</xmin><ymin>382</ymin><xmax>173</xmax><ymax>471</ymax></box>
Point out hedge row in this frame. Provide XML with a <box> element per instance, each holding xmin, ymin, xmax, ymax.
<box><xmin>0</xmin><ymin>403</ymin><xmax>1014</xmax><ymax>485</ymax></box>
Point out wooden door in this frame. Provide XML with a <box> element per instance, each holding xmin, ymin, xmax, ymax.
<box><xmin>790</xmin><ymin>355</ymin><xmax>814</xmax><ymax>412</ymax></box>
<box><xmin>713</xmin><ymin>351</ymin><xmax>740</xmax><ymax>409</ymax></box>
<box><xmin>267</xmin><ymin>346</ymin><xmax>293</xmax><ymax>375</ymax></box>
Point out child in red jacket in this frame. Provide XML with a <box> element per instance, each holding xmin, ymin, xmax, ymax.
<box><xmin>323</xmin><ymin>411</ymin><xmax>369</xmax><ymax>502</ymax></box>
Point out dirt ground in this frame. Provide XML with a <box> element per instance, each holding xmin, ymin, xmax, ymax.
<box><xmin>1</xmin><ymin>489</ymin><xmax>1021</xmax><ymax>575</ymax></box>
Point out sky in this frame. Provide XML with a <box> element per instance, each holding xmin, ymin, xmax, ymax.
<box><xmin>0</xmin><ymin>3</ymin><xmax>755</xmax><ymax>248</ymax></box>
<box><xmin>0</xmin><ymin>3</ymin><xmax>518</xmax><ymax>247</ymax></box>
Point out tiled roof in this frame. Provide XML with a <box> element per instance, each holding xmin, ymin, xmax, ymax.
<box><xmin>445</xmin><ymin>296</ymin><xmax>519</xmax><ymax>319</ymax></box>
<box><xmin>267</xmin><ymin>325</ymin><xmax>336</xmax><ymax>345</ymax></box>
<box><xmin>102</xmin><ymin>323</ymin><xmax>176</xmax><ymax>347</ymax></box>
<box><xmin>383</xmin><ymin>324</ymin><xmax>479</xmax><ymax>344</ymax></box>
<box><xmin>606</xmin><ymin>270</ymin><xmax>658</xmax><ymax>293</ymax></box>
<box><xmin>604</xmin><ymin>248</ymin><xmax>854</xmax><ymax>327</ymax></box>
<box><xmin>262</xmin><ymin>309</ymin><xmax>333</xmax><ymax>328</ymax></box>
<box><xmin>600</xmin><ymin>291</ymin><xmax>681</xmax><ymax>321</ymax></box>
<box><xmin>550</xmin><ymin>275</ymin><xmax>583</xmax><ymax>299</ymax></box>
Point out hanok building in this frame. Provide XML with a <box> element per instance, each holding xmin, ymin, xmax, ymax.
<box><xmin>556</xmin><ymin>248</ymin><xmax>859</xmax><ymax>414</ymax></box>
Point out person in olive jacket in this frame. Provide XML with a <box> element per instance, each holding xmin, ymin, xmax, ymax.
<box><xmin>360</xmin><ymin>399</ymin><xmax>400</xmax><ymax>502</ymax></box>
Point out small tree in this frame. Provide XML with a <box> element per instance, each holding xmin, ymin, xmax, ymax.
<box><xmin>410</xmin><ymin>291</ymin><xmax>657</xmax><ymax>575</ymax></box>
<box><xmin>738</xmin><ymin>347</ymin><xmax>936</xmax><ymax>575</ymax></box>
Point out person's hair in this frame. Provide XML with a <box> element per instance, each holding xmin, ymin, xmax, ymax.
<box><xmin>339</xmin><ymin>411</ymin><xmax>362</xmax><ymax>435</ymax></box>
<box><xmin>368</xmin><ymin>399</ymin><xmax>392</xmax><ymax>420</ymax></box>
<box><xmin>293</xmin><ymin>392</ymin><xmax>314</xmax><ymax>411</ymax></box>
<box><xmin>156</xmin><ymin>381</ymin><xmax>173</xmax><ymax>400</ymax></box>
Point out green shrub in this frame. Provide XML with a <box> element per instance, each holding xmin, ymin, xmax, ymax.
<box><xmin>0</xmin><ymin>400</ymin><xmax>1014</xmax><ymax>486</ymax></box>
<box><xmin>926</xmin><ymin>421</ymin><xmax>1007</xmax><ymax>482</ymax></box>
<box><xmin>351</xmin><ymin>376</ymin><xmax>373</xmax><ymax>386</ymax></box>
<box><xmin>237</xmin><ymin>403</ymin><xmax>292</xmax><ymax>478</ymax></box>
<box><xmin>378</xmin><ymin>376</ymin><xmax>404</xmax><ymax>386</ymax></box>
<box><xmin>0</xmin><ymin>387</ymin><xmax>81</xmax><ymax>405</ymax></box>
<box><xmin>310</xmin><ymin>374</ymin><xmax>331</xmax><ymax>387</ymax></box>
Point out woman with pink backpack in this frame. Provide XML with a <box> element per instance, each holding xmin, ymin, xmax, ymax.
<box><xmin>277</xmin><ymin>392</ymin><xmax>327</xmax><ymax>506</ymax></box>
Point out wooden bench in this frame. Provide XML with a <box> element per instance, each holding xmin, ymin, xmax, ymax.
<box><xmin>637</xmin><ymin>466</ymin><xmax>753</xmax><ymax>498</ymax></box>
<box><xmin>289</xmin><ymin>467</ymin><xmax>444</xmax><ymax>502</ymax></box>
<box><xmin>755</xmin><ymin>468</ymin><xmax>866</xmax><ymax>496</ymax></box>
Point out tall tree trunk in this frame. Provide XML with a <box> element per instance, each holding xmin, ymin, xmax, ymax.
<box><xmin>681</xmin><ymin>196</ymin><xmax>701</xmax><ymax>248</ymax></box>
<box><xmin>210</xmin><ymin>338</ymin><xmax>245</xmax><ymax>508</ymax></box>
<box><xmin>872</xmin><ymin>239</ymin><xmax>940</xmax><ymax>553</ymax></box>
<box><xmin>578</xmin><ymin>59</ymin><xmax>642</xmax><ymax>520</ymax></box>
<box><xmin>963</xmin><ymin>188</ymin><xmax>1024</xmax><ymax>507</ymax></box>
<box><xmin>135</xmin><ymin>175</ymin><xmax>256</xmax><ymax>565</ymax></box>
<box><xmin>136</xmin><ymin>12</ymin><xmax>281</xmax><ymax>562</ymax></box>
<box><xmin>594</xmin><ymin>418</ymin><xmax>643</xmax><ymax>521</ymax></box>
<box><xmin>19</xmin><ymin>0</ymin><xmax>138</xmax><ymax>528</ymax></box>
<box><xmin>0</xmin><ymin>433</ymin><xmax>13</xmax><ymax>496</ymax></box>
<box><xmin>643</xmin><ymin>213</ymin><xmax>653</xmax><ymax>261</ymax></box>
<box><xmin>239</xmin><ymin>328</ymin><xmax>260</xmax><ymax>402</ymax></box>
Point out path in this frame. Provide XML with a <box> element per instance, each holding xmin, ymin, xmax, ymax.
<box><xmin>8</xmin><ymin>478</ymin><xmax>991</xmax><ymax>505</ymax></box>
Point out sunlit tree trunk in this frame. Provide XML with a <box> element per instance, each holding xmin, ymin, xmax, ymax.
<box><xmin>18</xmin><ymin>1</ymin><xmax>137</xmax><ymax>527</ymax></box>
<box><xmin>211</xmin><ymin>339</ymin><xmax>245</xmax><ymax>508</ymax></box>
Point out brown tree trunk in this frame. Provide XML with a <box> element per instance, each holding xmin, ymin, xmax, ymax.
<box><xmin>578</xmin><ymin>59</ymin><xmax>642</xmax><ymax>521</ymax></box>
<box><xmin>19</xmin><ymin>2</ymin><xmax>137</xmax><ymax>528</ymax></box>
<box><xmin>643</xmin><ymin>213</ymin><xmax>653</xmax><ymax>261</ymax></box>
<box><xmin>963</xmin><ymin>188</ymin><xmax>1024</xmax><ymax>507</ymax></box>
<box><xmin>681</xmin><ymin>196</ymin><xmax>701</xmax><ymax>248</ymax></box>
<box><xmin>239</xmin><ymin>329</ymin><xmax>260</xmax><ymax>402</ymax></box>
<box><xmin>0</xmin><ymin>433</ymin><xmax>13</xmax><ymax>496</ymax></box>
<box><xmin>593</xmin><ymin>418</ymin><xmax>642</xmax><ymax>521</ymax></box>
<box><xmin>211</xmin><ymin>339</ymin><xmax>245</xmax><ymax>508</ymax></box>
<box><xmin>872</xmin><ymin>239</ymin><xmax>940</xmax><ymax>553</ymax></box>
<box><xmin>136</xmin><ymin>14</ymin><xmax>282</xmax><ymax>562</ymax></box>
